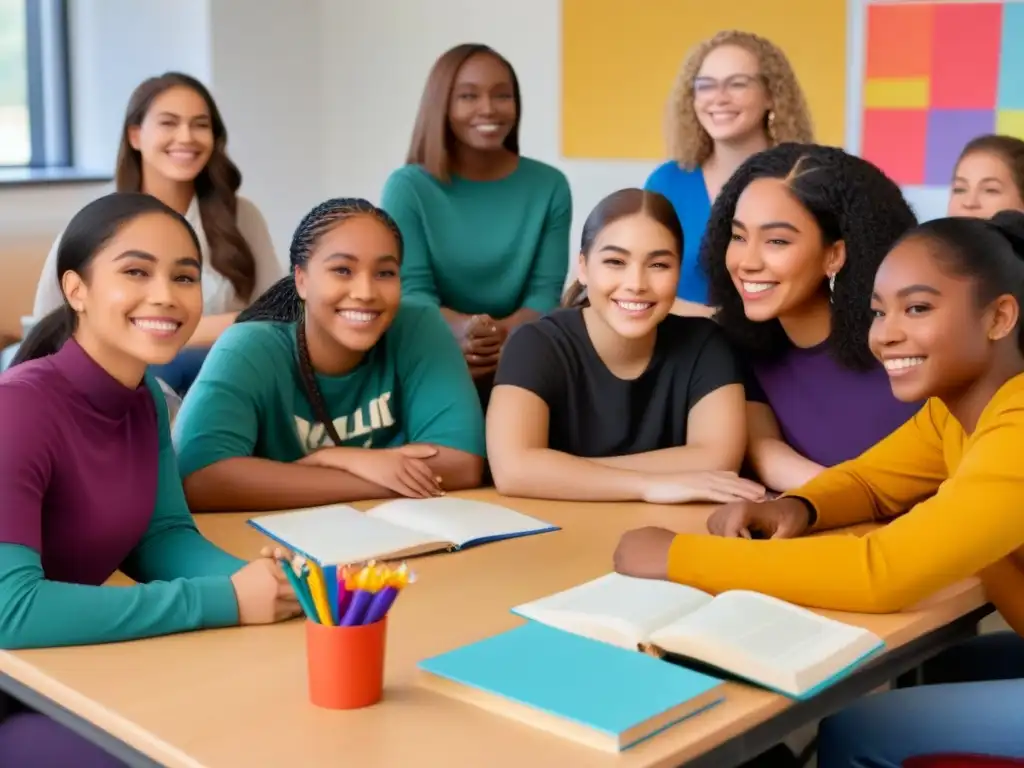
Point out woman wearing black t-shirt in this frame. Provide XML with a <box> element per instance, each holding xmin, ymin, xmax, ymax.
<box><xmin>486</xmin><ymin>188</ymin><xmax>766</xmax><ymax>504</ymax></box>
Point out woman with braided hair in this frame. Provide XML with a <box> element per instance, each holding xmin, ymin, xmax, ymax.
<box><xmin>702</xmin><ymin>143</ymin><xmax>921</xmax><ymax>491</ymax></box>
<box><xmin>173</xmin><ymin>198</ymin><xmax>486</xmax><ymax>512</ymax></box>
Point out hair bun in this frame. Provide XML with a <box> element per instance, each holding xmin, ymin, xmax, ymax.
<box><xmin>989</xmin><ymin>210</ymin><xmax>1024</xmax><ymax>258</ymax></box>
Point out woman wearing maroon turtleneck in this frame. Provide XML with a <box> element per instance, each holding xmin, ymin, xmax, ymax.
<box><xmin>0</xmin><ymin>193</ymin><xmax>299</xmax><ymax>766</ymax></box>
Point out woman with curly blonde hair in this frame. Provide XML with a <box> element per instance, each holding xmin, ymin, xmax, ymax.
<box><xmin>645</xmin><ymin>31</ymin><xmax>814</xmax><ymax>317</ymax></box>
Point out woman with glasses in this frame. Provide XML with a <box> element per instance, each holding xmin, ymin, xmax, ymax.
<box><xmin>645</xmin><ymin>31</ymin><xmax>814</xmax><ymax>317</ymax></box>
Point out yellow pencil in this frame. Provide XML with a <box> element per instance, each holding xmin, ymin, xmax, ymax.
<box><xmin>306</xmin><ymin>561</ymin><xmax>334</xmax><ymax>626</ymax></box>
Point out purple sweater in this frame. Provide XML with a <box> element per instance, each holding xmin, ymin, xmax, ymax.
<box><xmin>0</xmin><ymin>339</ymin><xmax>244</xmax><ymax>649</ymax></box>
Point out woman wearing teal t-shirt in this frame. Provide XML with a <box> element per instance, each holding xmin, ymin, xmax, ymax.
<box><xmin>381</xmin><ymin>43</ymin><xmax>572</xmax><ymax>398</ymax></box>
<box><xmin>645</xmin><ymin>31</ymin><xmax>813</xmax><ymax>317</ymax></box>
<box><xmin>173</xmin><ymin>198</ymin><xmax>486</xmax><ymax>512</ymax></box>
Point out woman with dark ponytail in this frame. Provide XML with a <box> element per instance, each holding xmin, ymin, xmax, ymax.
<box><xmin>615</xmin><ymin>211</ymin><xmax>1024</xmax><ymax>764</ymax></box>
<box><xmin>173</xmin><ymin>198</ymin><xmax>486</xmax><ymax>512</ymax></box>
<box><xmin>30</xmin><ymin>72</ymin><xmax>282</xmax><ymax>394</ymax></box>
<box><xmin>486</xmin><ymin>188</ymin><xmax>764</xmax><ymax>504</ymax></box>
<box><xmin>0</xmin><ymin>193</ymin><xmax>299</xmax><ymax>766</ymax></box>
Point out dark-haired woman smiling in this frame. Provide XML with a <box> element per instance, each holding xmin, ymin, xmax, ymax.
<box><xmin>32</xmin><ymin>72</ymin><xmax>282</xmax><ymax>393</ymax></box>
<box><xmin>381</xmin><ymin>44</ymin><xmax>571</xmax><ymax>401</ymax></box>
<box><xmin>703</xmin><ymin>143</ymin><xmax>920</xmax><ymax>491</ymax></box>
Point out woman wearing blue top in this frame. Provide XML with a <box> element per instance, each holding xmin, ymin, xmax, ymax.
<box><xmin>646</xmin><ymin>31</ymin><xmax>814</xmax><ymax>316</ymax></box>
<box><xmin>173</xmin><ymin>198</ymin><xmax>486</xmax><ymax>512</ymax></box>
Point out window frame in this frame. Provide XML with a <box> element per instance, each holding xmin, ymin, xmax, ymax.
<box><xmin>22</xmin><ymin>0</ymin><xmax>72</xmax><ymax>169</ymax></box>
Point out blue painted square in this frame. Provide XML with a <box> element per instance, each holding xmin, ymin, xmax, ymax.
<box><xmin>999</xmin><ymin>3</ymin><xmax>1024</xmax><ymax>109</ymax></box>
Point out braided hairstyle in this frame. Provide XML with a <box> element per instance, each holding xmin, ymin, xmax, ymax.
<box><xmin>236</xmin><ymin>198</ymin><xmax>404</xmax><ymax>445</ymax></box>
<box><xmin>701</xmin><ymin>143</ymin><xmax>918</xmax><ymax>371</ymax></box>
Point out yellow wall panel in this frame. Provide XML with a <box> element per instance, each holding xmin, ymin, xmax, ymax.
<box><xmin>561</xmin><ymin>0</ymin><xmax>847</xmax><ymax>159</ymax></box>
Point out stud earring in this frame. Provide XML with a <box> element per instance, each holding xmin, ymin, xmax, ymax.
<box><xmin>767</xmin><ymin>110</ymin><xmax>777</xmax><ymax>143</ymax></box>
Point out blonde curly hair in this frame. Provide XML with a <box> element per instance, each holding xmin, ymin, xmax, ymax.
<box><xmin>665</xmin><ymin>30</ymin><xmax>814</xmax><ymax>169</ymax></box>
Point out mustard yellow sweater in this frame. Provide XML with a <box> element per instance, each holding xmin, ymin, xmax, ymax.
<box><xmin>668</xmin><ymin>372</ymin><xmax>1024</xmax><ymax>616</ymax></box>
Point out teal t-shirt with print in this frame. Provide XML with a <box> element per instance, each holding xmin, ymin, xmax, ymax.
<box><xmin>173</xmin><ymin>302</ymin><xmax>485</xmax><ymax>476</ymax></box>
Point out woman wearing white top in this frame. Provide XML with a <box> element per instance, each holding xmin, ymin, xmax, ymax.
<box><xmin>31</xmin><ymin>72</ymin><xmax>281</xmax><ymax>392</ymax></box>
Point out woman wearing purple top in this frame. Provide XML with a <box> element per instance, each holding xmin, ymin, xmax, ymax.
<box><xmin>0</xmin><ymin>193</ymin><xmax>300</xmax><ymax>766</ymax></box>
<box><xmin>702</xmin><ymin>143</ymin><xmax>921</xmax><ymax>492</ymax></box>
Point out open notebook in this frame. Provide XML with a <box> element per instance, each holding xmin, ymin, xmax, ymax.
<box><xmin>248</xmin><ymin>497</ymin><xmax>559</xmax><ymax>565</ymax></box>
<box><xmin>512</xmin><ymin>573</ymin><xmax>884</xmax><ymax>699</ymax></box>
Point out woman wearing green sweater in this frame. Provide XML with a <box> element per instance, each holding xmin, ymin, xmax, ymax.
<box><xmin>381</xmin><ymin>43</ymin><xmax>572</xmax><ymax>404</ymax></box>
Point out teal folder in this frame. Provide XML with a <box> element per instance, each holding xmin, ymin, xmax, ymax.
<box><xmin>418</xmin><ymin>622</ymin><xmax>724</xmax><ymax>752</ymax></box>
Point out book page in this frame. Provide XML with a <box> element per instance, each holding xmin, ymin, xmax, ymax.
<box><xmin>367</xmin><ymin>497</ymin><xmax>555</xmax><ymax>546</ymax></box>
<box><xmin>248</xmin><ymin>504</ymin><xmax>443</xmax><ymax>565</ymax></box>
<box><xmin>650</xmin><ymin>590</ymin><xmax>882</xmax><ymax>695</ymax></box>
<box><xmin>513</xmin><ymin>573</ymin><xmax>713</xmax><ymax>648</ymax></box>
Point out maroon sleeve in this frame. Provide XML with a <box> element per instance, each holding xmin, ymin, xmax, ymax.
<box><xmin>0</xmin><ymin>384</ymin><xmax>53</xmax><ymax>552</ymax></box>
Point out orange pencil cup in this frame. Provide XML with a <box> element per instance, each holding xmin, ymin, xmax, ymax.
<box><xmin>305</xmin><ymin>617</ymin><xmax>387</xmax><ymax>710</ymax></box>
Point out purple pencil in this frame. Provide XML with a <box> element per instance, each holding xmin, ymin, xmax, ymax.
<box><xmin>361</xmin><ymin>586</ymin><xmax>399</xmax><ymax>625</ymax></box>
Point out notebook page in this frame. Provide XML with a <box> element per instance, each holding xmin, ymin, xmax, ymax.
<box><xmin>248</xmin><ymin>504</ymin><xmax>439</xmax><ymax>565</ymax></box>
<box><xmin>513</xmin><ymin>573</ymin><xmax>713</xmax><ymax>646</ymax></box>
<box><xmin>650</xmin><ymin>591</ymin><xmax>880</xmax><ymax>694</ymax></box>
<box><xmin>367</xmin><ymin>497</ymin><xmax>554</xmax><ymax>545</ymax></box>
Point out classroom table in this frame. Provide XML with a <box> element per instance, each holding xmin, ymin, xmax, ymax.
<box><xmin>0</xmin><ymin>490</ymin><xmax>991</xmax><ymax>768</ymax></box>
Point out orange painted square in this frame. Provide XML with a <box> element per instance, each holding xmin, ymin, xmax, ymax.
<box><xmin>865</xmin><ymin>3</ymin><xmax>934</xmax><ymax>78</ymax></box>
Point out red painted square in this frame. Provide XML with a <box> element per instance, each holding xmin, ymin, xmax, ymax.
<box><xmin>861</xmin><ymin>109</ymin><xmax>928</xmax><ymax>185</ymax></box>
<box><xmin>930</xmin><ymin>3</ymin><xmax>1002</xmax><ymax>108</ymax></box>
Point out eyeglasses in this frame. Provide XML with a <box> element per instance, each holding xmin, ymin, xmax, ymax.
<box><xmin>692</xmin><ymin>74</ymin><xmax>763</xmax><ymax>97</ymax></box>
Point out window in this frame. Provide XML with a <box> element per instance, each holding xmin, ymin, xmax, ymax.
<box><xmin>0</xmin><ymin>0</ymin><xmax>70</xmax><ymax>168</ymax></box>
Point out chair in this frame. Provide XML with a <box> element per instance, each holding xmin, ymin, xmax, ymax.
<box><xmin>903</xmin><ymin>756</ymin><xmax>1024</xmax><ymax>767</ymax></box>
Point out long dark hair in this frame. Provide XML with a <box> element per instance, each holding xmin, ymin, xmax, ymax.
<box><xmin>900</xmin><ymin>210</ymin><xmax>1024</xmax><ymax>352</ymax></box>
<box><xmin>562</xmin><ymin>188</ymin><xmax>684</xmax><ymax>308</ymax></box>
<box><xmin>12</xmin><ymin>193</ymin><xmax>200</xmax><ymax>367</ymax></box>
<box><xmin>702</xmin><ymin>143</ymin><xmax>917</xmax><ymax>371</ymax></box>
<box><xmin>115</xmin><ymin>72</ymin><xmax>257</xmax><ymax>302</ymax></box>
<box><xmin>236</xmin><ymin>198</ymin><xmax>404</xmax><ymax>445</ymax></box>
<box><xmin>406</xmin><ymin>44</ymin><xmax>521</xmax><ymax>182</ymax></box>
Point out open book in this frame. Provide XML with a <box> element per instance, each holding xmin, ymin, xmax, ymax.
<box><xmin>513</xmin><ymin>573</ymin><xmax>884</xmax><ymax>699</ymax></box>
<box><xmin>248</xmin><ymin>497</ymin><xmax>559</xmax><ymax>565</ymax></box>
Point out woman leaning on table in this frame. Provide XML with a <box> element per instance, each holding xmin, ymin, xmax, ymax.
<box><xmin>381</xmin><ymin>43</ymin><xmax>572</xmax><ymax>407</ymax></box>
<box><xmin>615</xmin><ymin>210</ymin><xmax>1024</xmax><ymax>766</ymax></box>
<box><xmin>0</xmin><ymin>193</ymin><xmax>298</xmax><ymax>766</ymax></box>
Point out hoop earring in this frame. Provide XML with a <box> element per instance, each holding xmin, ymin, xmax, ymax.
<box><xmin>767</xmin><ymin>110</ymin><xmax>777</xmax><ymax>143</ymax></box>
<box><xmin>828</xmin><ymin>273</ymin><xmax>836</xmax><ymax>303</ymax></box>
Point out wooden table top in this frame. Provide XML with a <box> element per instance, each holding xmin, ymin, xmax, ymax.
<box><xmin>0</xmin><ymin>490</ymin><xmax>984</xmax><ymax>768</ymax></box>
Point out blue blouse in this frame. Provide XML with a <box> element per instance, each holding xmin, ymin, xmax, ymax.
<box><xmin>644</xmin><ymin>162</ymin><xmax>713</xmax><ymax>304</ymax></box>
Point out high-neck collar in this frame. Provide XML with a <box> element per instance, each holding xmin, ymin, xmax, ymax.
<box><xmin>53</xmin><ymin>339</ymin><xmax>148</xmax><ymax>420</ymax></box>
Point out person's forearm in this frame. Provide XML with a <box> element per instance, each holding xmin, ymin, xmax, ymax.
<box><xmin>670</xmin><ymin>299</ymin><xmax>716</xmax><ymax>318</ymax></box>
<box><xmin>749</xmin><ymin>438</ymin><xmax>825</xmax><ymax>492</ymax></box>
<box><xmin>440</xmin><ymin>307</ymin><xmax>472</xmax><ymax>326</ymax></box>
<box><xmin>424</xmin><ymin>447</ymin><xmax>485</xmax><ymax>491</ymax></box>
<box><xmin>979</xmin><ymin>557</ymin><xmax>1024</xmax><ymax>637</ymax></box>
<box><xmin>591</xmin><ymin>444</ymin><xmax>742</xmax><ymax>474</ymax></box>
<box><xmin>184</xmin><ymin>457</ymin><xmax>398</xmax><ymax>512</ymax></box>
<box><xmin>0</xmin><ymin>545</ymin><xmax>238</xmax><ymax>650</ymax></box>
<box><xmin>492</xmin><ymin>448</ymin><xmax>645</xmax><ymax>501</ymax></box>
<box><xmin>187</xmin><ymin>312</ymin><xmax>239</xmax><ymax>347</ymax></box>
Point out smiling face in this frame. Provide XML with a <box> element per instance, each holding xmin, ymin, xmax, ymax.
<box><xmin>577</xmin><ymin>212</ymin><xmax>680</xmax><ymax>339</ymax></box>
<box><xmin>295</xmin><ymin>215</ymin><xmax>402</xmax><ymax>374</ymax></box>
<box><xmin>693</xmin><ymin>44</ymin><xmax>771</xmax><ymax>145</ymax></box>
<box><xmin>725</xmin><ymin>177</ymin><xmax>845</xmax><ymax>323</ymax></box>
<box><xmin>128</xmin><ymin>85</ymin><xmax>214</xmax><ymax>185</ymax></box>
<box><xmin>869</xmin><ymin>235</ymin><xmax>1018</xmax><ymax>402</ymax></box>
<box><xmin>447</xmin><ymin>52</ymin><xmax>517</xmax><ymax>153</ymax></box>
<box><xmin>62</xmin><ymin>212</ymin><xmax>203</xmax><ymax>379</ymax></box>
<box><xmin>948</xmin><ymin>150</ymin><xmax>1024</xmax><ymax>219</ymax></box>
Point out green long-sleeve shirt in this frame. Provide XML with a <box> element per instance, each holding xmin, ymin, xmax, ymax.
<box><xmin>380</xmin><ymin>158</ymin><xmax>572</xmax><ymax>317</ymax></box>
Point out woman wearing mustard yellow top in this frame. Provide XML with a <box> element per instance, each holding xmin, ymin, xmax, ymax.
<box><xmin>615</xmin><ymin>210</ymin><xmax>1024</xmax><ymax>765</ymax></box>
